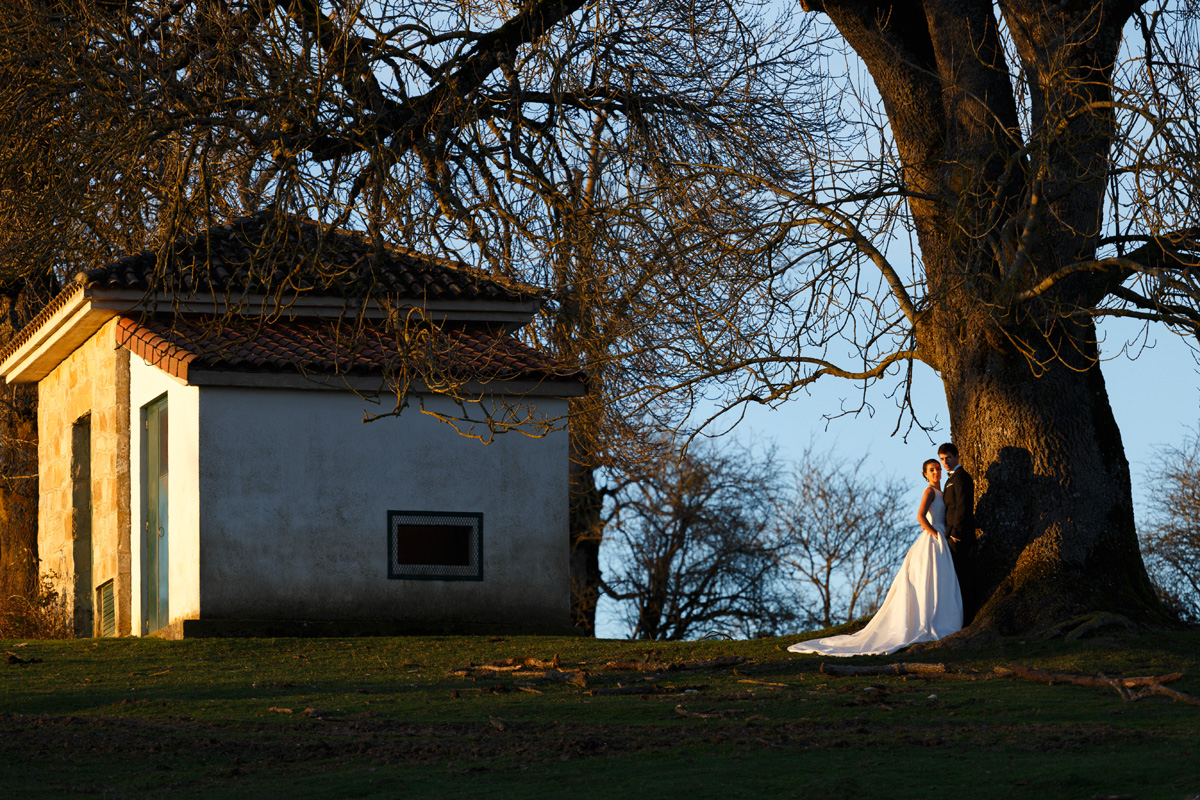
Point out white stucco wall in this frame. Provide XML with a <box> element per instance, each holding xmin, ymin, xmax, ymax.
<box><xmin>129</xmin><ymin>358</ymin><xmax>201</xmax><ymax>635</ymax></box>
<box><xmin>193</xmin><ymin>386</ymin><xmax>570</xmax><ymax>628</ymax></box>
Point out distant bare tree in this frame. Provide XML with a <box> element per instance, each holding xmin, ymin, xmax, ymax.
<box><xmin>1140</xmin><ymin>434</ymin><xmax>1200</xmax><ymax>623</ymax></box>
<box><xmin>777</xmin><ymin>447</ymin><xmax>910</xmax><ymax>630</ymax></box>
<box><xmin>600</xmin><ymin>439</ymin><xmax>792</xmax><ymax>640</ymax></box>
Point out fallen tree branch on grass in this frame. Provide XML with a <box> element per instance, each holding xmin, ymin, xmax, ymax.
<box><xmin>1122</xmin><ymin>682</ymin><xmax>1200</xmax><ymax>706</ymax></box>
<box><xmin>737</xmin><ymin>678</ymin><xmax>790</xmax><ymax>688</ymax></box>
<box><xmin>447</xmin><ymin>655</ymin><xmax>586</xmax><ymax>687</ymax></box>
<box><xmin>590</xmin><ymin>685</ymin><xmax>662</xmax><ymax>696</ymax></box>
<box><xmin>819</xmin><ymin>662</ymin><xmax>949</xmax><ymax>677</ymax></box>
<box><xmin>532</xmin><ymin>669</ymin><xmax>588</xmax><ymax>687</ymax></box>
<box><xmin>602</xmin><ymin>656</ymin><xmax>746</xmax><ymax>673</ymax></box>
<box><xmin>994</xmin><ymin>663</ymin><xmax>1199</xmax><ymax>706</ymax></box>
<box><xmin>588</xmin><ymin>683</ymin><xmax>707</xmax><ymax>696</ymax></box>
<box><xmin>993</xmin><ymin>662</ymin><xmax>1182</xmax><ymax>688</ymax></box>
<box><xmin>463</xmin><ymin>655</ymin><xmax>562</xmax><ymax>672</ymax></box>
<box><xmin>674</xmin><ymin>704</ymin><xmax>744</xmax><ymax>719</ymax></box>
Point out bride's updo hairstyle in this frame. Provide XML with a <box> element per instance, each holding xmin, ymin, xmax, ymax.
<box><xmin>922</xmin><ymin>458</ymin><xmax>939</xmax><ymax>478</ymax></box>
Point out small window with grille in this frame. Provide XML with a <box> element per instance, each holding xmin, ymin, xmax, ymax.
<box><xmin>387</xmin><ymin>511</ymin><xmax>483</xmax><ymax>581</ymax></box>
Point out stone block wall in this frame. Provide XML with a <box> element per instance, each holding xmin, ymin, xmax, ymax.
<box><xmin>38</xmin><ymin>317</ymin><xmax>132</xmax><ymax>637</ymax></box>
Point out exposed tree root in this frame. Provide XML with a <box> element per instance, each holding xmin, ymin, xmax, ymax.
<box><xmin>1035</xmin><ymin>612</ymin><xmax>1138</xmax><ymax>641</ymax></box>
<box><xmin>907</xmin><ymin>612</ymin><xmax>1139</xmax><ymax>652</ymax></box>
<box><xmin>905</xmin><ymin>626</ymin><xmax>1001</xmax><ymax>651</ymax></box>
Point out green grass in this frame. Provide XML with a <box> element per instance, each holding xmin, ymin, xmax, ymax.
<box><xmin>3</xmin><ymin>631</ymin><xmax>1199</xmax><ymax>799</ymax></box>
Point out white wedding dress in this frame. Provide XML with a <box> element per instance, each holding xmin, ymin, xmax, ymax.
<box><xmin>788</xmin><ymin>489</ymin><xmax>963</xmax><ymax>656</ymax></box>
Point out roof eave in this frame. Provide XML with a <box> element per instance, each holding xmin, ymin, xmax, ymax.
<box><xmin>0</xmin><ymin>287</ymin><xmax>543</xmax><ymax>385</ymax></box>
<box><xmin>0</xmin><ymin>286</ymin><xmax>120</xmax><ymax>384</ymax></box>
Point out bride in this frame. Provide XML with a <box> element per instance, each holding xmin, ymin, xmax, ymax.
<box><xmin>788</xmin><ymin>458</ymin><xmax>963</xmax><ymax>656</ymax></box>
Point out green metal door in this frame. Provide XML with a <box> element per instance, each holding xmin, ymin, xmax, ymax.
<box><xmin>145</xmin><ymin>397</ymin><xmax>169</xmax><ymax>633</ymax></box>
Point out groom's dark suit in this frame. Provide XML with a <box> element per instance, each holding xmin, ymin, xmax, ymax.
<box><xmin>943</xmin><ymin>466</ymin><xmax>977</xmax><ymax>623</ymax></box>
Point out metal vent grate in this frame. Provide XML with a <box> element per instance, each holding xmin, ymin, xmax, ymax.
<box><xmin>387</xmin><ymin>511</ymin><xmax>483</xmax><ymax>581</ymax></box>
<box><xmin>97</xmin><ymin>580</ymin><xmax>115</xmax><ymax>637</ymax></box>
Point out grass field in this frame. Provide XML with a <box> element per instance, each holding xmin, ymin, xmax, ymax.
<box><xmin>3</xmin><ymin>628</ymin><xmax>1199</xmax><ymax>799</ymax></box>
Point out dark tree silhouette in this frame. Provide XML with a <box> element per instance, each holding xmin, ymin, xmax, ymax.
<box><xmin>1140</xmin><ymin>433</ymin><xmax>1200</xmax><ymax>623</ymax></box>
<box><xmin>601</xmin><ymin>440</ymin><xmax>792</xmax><ymax>640</ymax></box>
<box><xmin>777</xmin><ymin>447</ymin><xmax>910</xmax><ymax>630</ymax></box>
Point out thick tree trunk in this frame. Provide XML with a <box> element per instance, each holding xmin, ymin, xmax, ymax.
<box><xmin>807</xmin><ymin>1</ymin><xmax>1167</xmax><ymax>633</ymax></box>
<box><xmin>942</xmin><ymin>332</ymin><xmax>1166</xmax><ymax>632</ymax></box>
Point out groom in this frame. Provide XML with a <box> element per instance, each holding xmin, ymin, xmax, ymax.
<box><xmin>938</xmin><ymin>442</ymin><xmax>977</xmax><ymax>623</ymax></box>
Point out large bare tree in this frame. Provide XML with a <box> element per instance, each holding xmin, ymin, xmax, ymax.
<box><xmin>686</xmin><ymin>0</ymin><xmax>1199</xmax><ymax>633</ymax></box>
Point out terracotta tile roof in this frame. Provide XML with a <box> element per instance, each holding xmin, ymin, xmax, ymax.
<box><xmin>80</xmin><ymin>210</ymin><xmax>540</xmax><ymax>303</ymax></box>
<box><xmin>117</xmin><ymin>315</ymin><xmax>584</xmax><ymax>386</ymax></box>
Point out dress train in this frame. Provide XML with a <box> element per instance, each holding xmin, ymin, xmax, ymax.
<box><xmin>788</xmin><ymin>491</ymin><xmax>962</xmax><ymax>657</ymax></box>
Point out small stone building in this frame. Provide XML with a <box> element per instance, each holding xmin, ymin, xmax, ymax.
<box><xmin>0</xmin><ymin>212</ymin><xmax>583</xmax><ymax>637</ymax></box>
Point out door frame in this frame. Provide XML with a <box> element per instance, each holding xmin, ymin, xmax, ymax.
<box><xmin>142</xmin><ymin>394</ymin><xmax>169</xmax><ymax>635</ymax></box>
